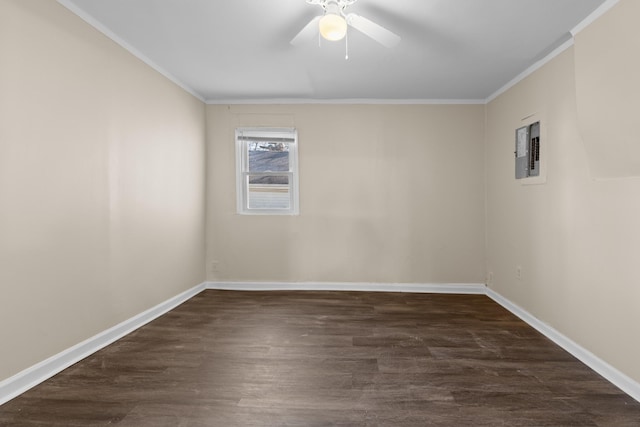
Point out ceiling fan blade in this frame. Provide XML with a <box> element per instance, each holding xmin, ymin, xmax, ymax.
<box><xmin>346</xmin><ymin>13</ymin><xmax>401</xmax><ymax>48</ymax></box>
<box><xmin>291</xmin><ymin>16</ymin><xmax>321</xmax><ymax>46</ymax></box>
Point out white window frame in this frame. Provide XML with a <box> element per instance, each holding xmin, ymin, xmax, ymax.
<box><xmin>235</xmin><ymin>127</ymin><xmax>299</xmax><ymax>215</ymax></box>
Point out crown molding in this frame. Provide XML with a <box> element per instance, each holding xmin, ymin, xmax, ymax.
<box><xmin>56</xmin><ymin>0</ymin><xmax>205</xmax><ymax>103</ymax></box>
<box><xmin>485</xmin><ymin>38</ymin><xmax>574</xmax><ymax>104</ymax></box>
<box><xmin>571</xmin><ymin>0</ymin><xmax>620</xmax><ymax>36</ymax></box>
<box><xmin>57</xmin><ymin>0</ymin><xmax>620</xmax><ymax>108</ymax></box>
<box><xmin>205</xmin><ymin>98</ymin><xmax>486</xmax><ymax>105</ymax></box>
<box><xmin>486</xmin><ymin>0</ymin><xmax>620</xmax><ymax>104</ymax></box>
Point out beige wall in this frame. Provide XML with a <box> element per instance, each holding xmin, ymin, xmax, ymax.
<box><xmin>0</xmin><ymin>0</ymin><xmax>206</xmax><ymax>381</ymax></box>
<box><xmin>485</xmin><ymin>0</ymin><xmax>640</xmax><ymax>383</ymax></box>
<box><xmin>207</xmin><ymin>104</ymin><xmax>486</xmax><ymax>285</ymax></box>
<box><xmin>574</xmin><ymin>0</ymin><xmax>640</xmax><ymax>179</ymax></box>
<box><xmin>3</xmin><ymin>0</ymin><xmax>638</xmax><ymax>399</ymax></box>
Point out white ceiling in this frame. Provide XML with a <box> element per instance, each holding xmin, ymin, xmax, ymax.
<box><xmin>59</xmin><ymin>0</ymin><xmax>607</xmax><ymax>103</ymax></box>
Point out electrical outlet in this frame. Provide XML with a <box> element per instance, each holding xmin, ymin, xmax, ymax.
<box><xmin>516</xmin><ymin>266</ymin><xmax>522</xmax><ymax>280</ymax></box>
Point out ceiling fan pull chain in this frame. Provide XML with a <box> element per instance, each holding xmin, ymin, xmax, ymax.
<box><xmin>345</xmin><ymin>29</ymin><xmax>349</xmax><ymax>60</ymax></box>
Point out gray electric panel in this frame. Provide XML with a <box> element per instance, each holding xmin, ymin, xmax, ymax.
<box><xmin>515</xmin><ymin>121</ymin><xmax>541</xmax><ymax>179</ymax></box>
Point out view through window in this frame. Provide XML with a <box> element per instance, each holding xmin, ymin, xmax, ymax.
<box><xmin>235</xmin><ymin>128</ymin><xmax>299</xmax><ymax>214</ymax></box>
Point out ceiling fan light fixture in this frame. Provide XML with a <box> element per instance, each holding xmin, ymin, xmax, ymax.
<box><xmin>319</xmin><ymin>13</ymin><xmax>347</xmax><ymax>41</ymax></box>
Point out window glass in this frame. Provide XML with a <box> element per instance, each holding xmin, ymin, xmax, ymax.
<box><xmin>235</xmin><ymin>128</ymin><xmax>299</xmax><ymax>215</ymax></box>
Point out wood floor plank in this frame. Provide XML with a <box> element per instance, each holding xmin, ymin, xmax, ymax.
<box><xmin>1</xmin><ymin>290</ymin><xmax>639</xmax><ymax>426</ymax></box>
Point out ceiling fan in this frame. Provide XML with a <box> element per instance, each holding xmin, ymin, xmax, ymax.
<box><xmin>290</xmin><ymin>0</ymin><xmax>401</xmax><ymax>50</ymax></box>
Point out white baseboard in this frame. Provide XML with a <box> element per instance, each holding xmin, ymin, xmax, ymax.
<box><xmin>209</xmin><ymin>281</ymin><xmax>639</xmax><ymax>403</ymax></box>
<box><xmin>486</xmin><ymin>287</ymin><xmax>640</xmax><ymax>403</ymax></box>
<box><xmin>2</xmin><ymin>281</ymin><xmax>638</xmax><ymax>406</ymax></box>
<box><xmin>0</xmin><ymin>282</ymin><xmax>207</xmax><ymax>406</ymax></box>
<box><xmin>206</xmin><ymin>281</ymin><xmax>486</xmax><ymax>294</ymax></box>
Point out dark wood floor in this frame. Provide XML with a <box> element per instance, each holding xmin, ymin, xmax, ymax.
<box><xmin>2</xmin><ymin>290</ymin><xmax>639</xmax><ymax>426</ymax></box>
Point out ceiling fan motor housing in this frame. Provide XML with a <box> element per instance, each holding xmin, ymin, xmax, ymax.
<box><xmin>324</xmin><ymin>1</ymin><xmax>343</xmax><ymax>16</ymax></box>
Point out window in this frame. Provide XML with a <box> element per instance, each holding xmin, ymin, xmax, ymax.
<box><xmin>235</xmin><ymin>127</ymin><xmax>299</xmax><ymax>215</ymax></box>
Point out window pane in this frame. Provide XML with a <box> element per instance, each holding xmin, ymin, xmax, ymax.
<box><xmin>248</xmin><ymin>142</ymin><xmax>289</xmax><ymax>172</ymax></box>
<box><xmin>236</xmin><ymin>127</ymin><xmax>298</xmax><ymax>215</ymax></box>
<box><xmin>247</xmin><ymin>175</ymin><xmax>290</xmax><ymax>210</ymax></box>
